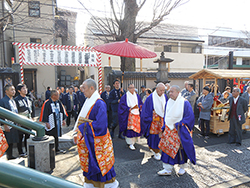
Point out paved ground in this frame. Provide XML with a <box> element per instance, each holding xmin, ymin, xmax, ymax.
<box><xmin>2</xmin><ymin>107</ymin><xmax>250</xmax><ymax>187</ymax></box>
<box><xmin>50</xmin><ymin>125</ymin><xmax>250</xmax><ymax>188</ymax></box>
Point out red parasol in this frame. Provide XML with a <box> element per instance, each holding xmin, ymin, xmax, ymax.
<box><xmin>93</xmin><ymin>38</ymin><xmax>157</xmax><ymax>87</ymax></box>
<box><xmin>93</xmin><ymin>38</ymin><xmax>157</xmax><ymax>59</ymax></box>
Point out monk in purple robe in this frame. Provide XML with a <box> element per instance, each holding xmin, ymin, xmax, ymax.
<box><xmin>118</xmin><ymin>83</ymin><xmax>143</xmax><ymax>151</ymax></box>
<box><xmin>73</xmin><ymin>79</ymin><xmax>118</xmax><ymax>188</ymax></box>
<box><xmin>157</xmin><ymin>85</ymin><xmax>196</xmax><ymax>176</ymax></box>
<box><xmin>141</xmin><ymin>83</ymin><xmax>168</xmax><ymax>160</ymax></box>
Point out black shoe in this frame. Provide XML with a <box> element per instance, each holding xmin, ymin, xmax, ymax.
<box><xmin>7</xmin><ymin>156</ymin><xmax>17</xmax><ymax>160</ymax></box>
<box><xmin>235</xmin><ymin>143</ymin><xmax>241</xmax><ymax>146</ymax></box>
<box><xmin>227</xmin><ymin>142</ymin><xmax>235</xmax><ymax>145</ymax></box>
<box><xmin>118</xmin><ymin>132</ymin><xmax>125</xmax><ymax>139</ymax></box>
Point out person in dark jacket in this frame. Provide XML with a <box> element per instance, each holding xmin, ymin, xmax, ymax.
<box><xmin>63</xmin><ymin>86</ymin><xmax>79</xmax><ymax>126</ymax></box>
<box><xmin>0</xmin><ymin>85</ymin><xmax>19</xmax><ymax>160</ymax></box>
<box><xmin>45</xmin><ymin>86</ymin><xmax>51</xmax><ymax>100</ymax></box>
<box><xmin>108</xmin><ymin>80</ymin><xmax>125</xmax><ymax>138</ymax></box>
<box><xmin>14</xmin><ymin>84</ymin><xmax>33</xmax><ymax>157</ymax></box>
<box><xmin>228</xmin><ymin>88</ymin><xmax>248</xmax><ymax>146</ymax></box>
<box><xmin>101</xmin><ymin>85</ymin><xmax>111</xmax><ymax>129</ymax></box>
<box><xmin>196</xmin><ymin>86</ymin><xmax>213</xmax><ymax>139</ymax></box>
<box><xmin>40</xmin><ymin>90</ymin><xmax>67</xmax><ymax>153</ymax></box>
<box><xmin>76</xmin><ymin>84</ymin><xmax>86</xmax><ymax>116</ymax></box>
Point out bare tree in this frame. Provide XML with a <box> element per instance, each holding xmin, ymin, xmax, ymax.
<box><xmin>0</xmin><ymin>0</ymin><xmax>24</xmax><ymax>32</ymax></box>
<box><xmin>78</xmin><ymin>0</ymin><xmax>188</xmax><ymax>71</ymax></box>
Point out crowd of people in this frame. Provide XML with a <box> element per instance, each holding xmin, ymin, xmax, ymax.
<box><xmin>1</xmin><ymin>78</ymin><xmax>250</xmax><ymax>188</ymax></box>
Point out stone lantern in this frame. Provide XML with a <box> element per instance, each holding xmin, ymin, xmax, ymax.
<box><xmin>154</xmin><ymin>52</ymin><xmax>174</xmax><ymax>84</ymax></box>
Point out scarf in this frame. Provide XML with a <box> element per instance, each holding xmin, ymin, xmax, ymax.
<box><xmin>73</xmin><ymin>90</ymin><xmax>100</xmax><ymax>131</ymax></box>
<box><xmin>164</xmin><ymin>93</ymin><xmax>184</xmax><ymax>130</ymax></box>
<box><xmin>152</xmin><ymin>90</ymin><xmax>166</xmax><ymax>118</ymax></box>
<box><xmin>126</xmin><ymin>91</ymin><xmax>139</xmax><ymax>115</ymax></box>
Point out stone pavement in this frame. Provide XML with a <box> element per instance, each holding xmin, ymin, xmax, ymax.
<box><xmin>53</xmin><ymin>126</ymin><xmax>250</xmax><ymax>188</ymax></box>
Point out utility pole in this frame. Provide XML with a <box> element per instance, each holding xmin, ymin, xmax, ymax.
<box><xmin>53</xmin><ymin>0</ymin><xmax>58</xmax><ymax>87</ymax></box>
<box><xmin>1</xmin><ymin>0</ymin><xmax>7</xmax><ymax>67</ymax></box>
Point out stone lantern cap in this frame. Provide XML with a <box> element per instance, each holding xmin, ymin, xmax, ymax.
<box><xmin>154</xmin><ymin>52</ymin><xmax>174</xmax><ymax>63</ymax></box>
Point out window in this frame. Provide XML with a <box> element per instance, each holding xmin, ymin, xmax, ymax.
<box><xmin>164</xmin><ymin>45</ymin><xmax>172</xmax><ymax>52</ymax></box>
<box><xmin>30</xmin><ymin>38</ymin><xmax>41</xmax><ymax>43</ymax></box>
<box><xmin>181</xmin><ymin>43</ymin><xmax>202</xmax><ymax>54</ymax></box>
<box><xmin>154</xmin><ymin>42</ymin><xmax>178</xmax><ymax>53</ymax></box>
<box><xmin>29</xmin><ymin>1</ymin><xmax>40</xmax><ymax>17</ymax></box>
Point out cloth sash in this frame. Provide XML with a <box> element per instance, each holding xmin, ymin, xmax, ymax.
<box><xmin>77</xmin><ymin>99</ymin><xmax>115</xmax><ymax>176</ymax></box>
<box><xmin>158</xmin><ymin>125</ymin><xmax>180</xmax><ymax>159</ymax></box>
<box><xmin>127</xmin><ymin>112</ymin><xmax>141</xmax><ymax>133</ymax></box>
<box><xmin>74</xmin><ymin>90</ymin><xmax>100</xmax><ymax>131</ymax></box>
<box><xmin>126</xmin><ymin>91</ymin><xmax>139</xmax><ymax>115</ymax></box>
<box><xmin>152</xmin><ymin>90</ymin><xmax>166</xmax><ymax>118</ymax></box>
<box><xmin>165</xmin><ymin>93</ymin><xmax>184</xmax><ymax>130</ymax></box>
<box><xmin>0</xmin><ymin>127</ymin><xmax>8</xmax><ymax>157</ymax></box>
<box><xmin>149</xmin><ymin>111</ymin><xmax>163</xmax><ymax>134</ymax></box>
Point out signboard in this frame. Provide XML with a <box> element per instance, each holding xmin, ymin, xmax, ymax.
<box><xmin>24</xmin><ymin>47</ymin><xmax>98</xmax><ymax>66</ymax></box>
<box><xmin>13</xmin><ymin>42</ymin><xmax>102</xmax><ymax>93</ymax></box>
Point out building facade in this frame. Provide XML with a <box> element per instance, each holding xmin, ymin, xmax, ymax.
<box><xmin>200</xmin><ymin>27</ymin><xmax>250</xmax><ymax>69</ymax></box>
<box><xmin>0</xmin><ymin>0</ymin><xmax>77</xmax><ymax>100</ymax></box>
<box><xmin>85</xmin><ymin>18</ymin><xmax>204</xmax><ymax>90</ymax></box>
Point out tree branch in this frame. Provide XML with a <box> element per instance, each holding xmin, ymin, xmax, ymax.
<box><xmin>110</xmin><ymin>0</ymin><xmax>120</xmax><ymax>26</ymax></box>
<box><xmin>138</xmin><ymin>0</ymin><xmax>147</xmax><ymax>12</ymax></box>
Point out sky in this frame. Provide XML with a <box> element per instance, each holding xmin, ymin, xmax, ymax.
<box><xmin>57</xmin><ymin>0</ymin><xmax>250</xmax><ymax>45</ymax></box>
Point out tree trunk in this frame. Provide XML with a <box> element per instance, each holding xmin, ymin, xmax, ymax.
<box><xmin>119</xmin><ymin>0</ymin><xmax>138</xmax><ymax>72</ymax></box>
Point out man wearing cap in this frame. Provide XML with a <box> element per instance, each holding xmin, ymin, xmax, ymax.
<box><xmin>196</xmin><ymin>86</ymin><xmax>213</xmax><ymax>139</ymax></box>
<box><xmin>140</xmin><ymin>85</ymin><xmax>146</xmax><ymax>100</ymax></box>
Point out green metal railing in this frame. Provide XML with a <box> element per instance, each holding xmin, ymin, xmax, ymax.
<box><xmin>0</xmin><ymin>106</ymin><xmax>45</xmax><ymax>138</ymax></box>
<box><xmin>0</xmin><ymin>161</ymin><xmax>83</xmax><ymax>188</ymax></box>
<box><xmin>0</xmin><ymin>119</ymin><xmax>35</xmax><ymax>135</ymax></box>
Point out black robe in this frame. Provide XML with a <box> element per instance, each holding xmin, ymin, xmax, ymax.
<box><xmin>40</xmin><ymin>98</ymin><xmax>67</xmax><ymax>137</ymax></box>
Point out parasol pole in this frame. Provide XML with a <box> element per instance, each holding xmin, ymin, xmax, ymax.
<box><xmin>121</xmin><ymin>71</ymin><xmax>124</xmax><ymax>88</ymax></box>
<box><xmin>140</xmin><ymin>58</ymin><xmax>142</xmax><ymax>72</ymax></box>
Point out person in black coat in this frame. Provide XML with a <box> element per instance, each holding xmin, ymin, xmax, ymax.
<box><xmin>63</xmin><ymin>86</ymin><xmax>79</xmax><ymax>126</ymax></box>
<box><xmin>14</xmin><ymin>84</ymin><xmax>33</xmax><ymax>157</ymax></box>
<box><xmin>228</xmin><ymin>88</ymin><xmax>248</xmax><ymax>146</ymax></box>
<box><xmin>101</xmin><ymin>85</ymin><xmax>112</xmax><ymax>130</ymax></box>
<box><xmin>45</xmin><ymin>86</ymin><xmax>51</xmax><ymax>100</ymax></box>
<box><xmin>0</xmin><ymin>85</ymin><xmax>19</xmax><ymax>160</ymax></box>
<box><xmin>40</xmin><ymin>90</ymin><xmax>67</xmax><ymax>153</ymax></box>
<box><xmin>108</xmin><ymin>80</ymin><xmax>125</xmax><ymax>138</ymax></box>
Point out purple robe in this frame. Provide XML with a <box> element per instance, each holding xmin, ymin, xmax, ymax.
<box><xmin>118</xmin><ymin>93</ymin><xmax>143</xmax><ymax>137</ymax></box>
<box><xmin>78</xmin><ymin>99</ymin><xmax>116</xmax><ymax>182</ymax></box>
<box><xmin>141</xmin><ymin>94</ymin><xmax>168</xmax><ymax>149</ymax></box>
<box><xmin>161</xmin><ymin>100</ymin><xmax>196</xmax><ymax>165</ymax></box>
